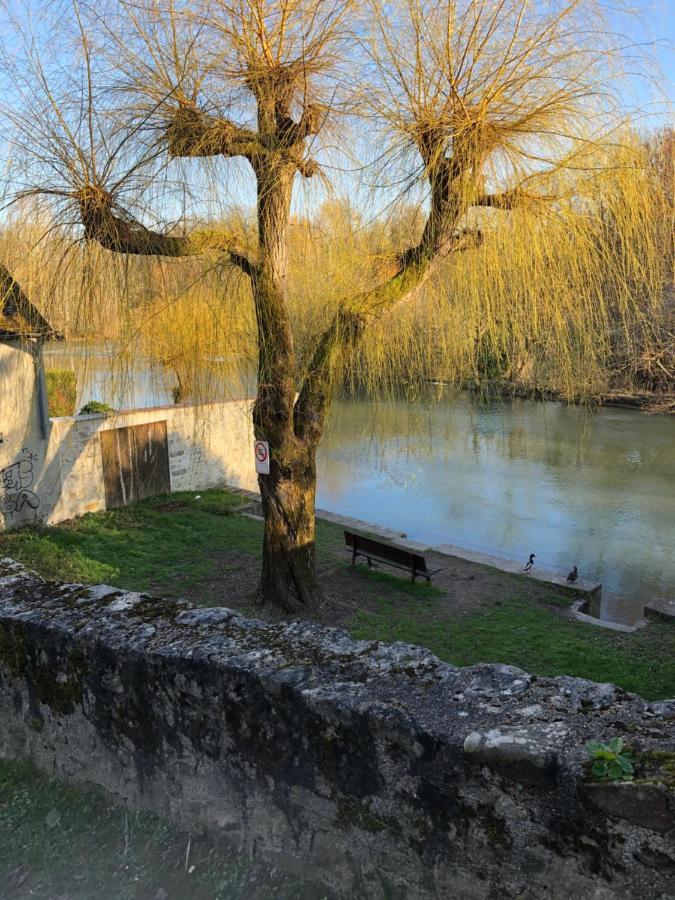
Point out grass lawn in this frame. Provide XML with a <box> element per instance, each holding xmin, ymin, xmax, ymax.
<box><xmin>0</xmin><ymin>759</ymin><xmax>320</xmax><ymax>900</ymax></box>
<box><xmin>1</xmin><ymin>488</ymin><xmax>673</xmax><ymax>700</ymax></box>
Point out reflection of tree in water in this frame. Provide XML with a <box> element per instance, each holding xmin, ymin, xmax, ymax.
<box><xmin>320</xmin><ymin>392</ymin><xmax>674</xmax><ymax>493</ymax></box>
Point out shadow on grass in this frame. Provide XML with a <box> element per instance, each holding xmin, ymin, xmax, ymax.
<box><xmin>0</xmin><ymin>489</ymin><xmax>261</xmax><ymax>596</ymax></box>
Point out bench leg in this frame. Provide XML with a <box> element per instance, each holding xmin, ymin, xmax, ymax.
<box><xmin>411</xmin><ymin>562</ymin><xmax>417</xmax><ymax>583</ymax></box>
<box><xmin>351</xmin><ymin>546</ymin><xmax>357</xmax><ymax>568</ymax></box>
<box><xmin>367</xmin><ymin>557</ymin><xmax>373</xmax><ymax>568</ymax></box>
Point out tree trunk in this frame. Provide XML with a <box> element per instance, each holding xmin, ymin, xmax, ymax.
<box><xmin>256</xmin><ymin>436</ymin><xmax>320</xmax><ymax>613</ymax></box>
<box><xmin>249</xmin><ymin>138</ymin><xmax>324</xmax><ymax>612</ymax></box>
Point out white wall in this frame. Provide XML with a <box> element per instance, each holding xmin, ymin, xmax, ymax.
<box><xmin>1</xmin><ymin>356</ymin><xmax>257</xmax><ymax>530</ymax></box>
<box><xmin>0</xmin><ymin>340</ymin><xmax>48</xmax><ymax>530</ymax></box>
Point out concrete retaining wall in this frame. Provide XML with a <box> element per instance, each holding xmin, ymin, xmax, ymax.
<box><xmin>1</xmin><ymin>397</ymin><xmax>256</xmax><ymax>529</ymax></box>
<box><xmin>0</xmin><ymin>341</ymin><xmax>49</xmax><ymax>529</ymax></box>
<box><xmin>0</xmin><ymin>558</ymin><xmax>673</xmax><ymax>899</ymax></box>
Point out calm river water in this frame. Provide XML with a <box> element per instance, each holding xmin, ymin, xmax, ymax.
<box><xmin>319</xmin><ymin>392</ymin><xmax>674</xmax><ymax>606</ymax></box>
<box><xmin>45</xmin><ymin>344</ymin><xmax>675</xmax><ymax>605</ymax></box>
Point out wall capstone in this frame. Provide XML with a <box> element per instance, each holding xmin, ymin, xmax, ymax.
<box><xmin>0</xmin><ymin>558</ymin><xmax>673</xmax><ymax>899</ymax></box>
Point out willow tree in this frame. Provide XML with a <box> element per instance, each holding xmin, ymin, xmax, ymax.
<box><xmin>1</xmin><ymin>0</ymin><xmax>650</xmax><ymax>610</ymax></box>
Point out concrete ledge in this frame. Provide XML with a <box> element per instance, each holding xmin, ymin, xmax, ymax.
<box><xmin>645</xmin><ymin>598</ymin><xmax>675</xmax><ymax>622</ymax></box>
<box><xmin>569</xmin><ymin>600</ymin><xmax>647</xmax><ymax>633</ymax></box>
<box><xmin>433</xmin><ymin>542</ymin><xmax>602</xmax><ymax>595</ymax></box>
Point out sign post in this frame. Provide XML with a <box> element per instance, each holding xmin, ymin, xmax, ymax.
<box><xmin>254</xmin><ymin>440</ymin><xmax>270</xmax><ymax>475</ymax></box>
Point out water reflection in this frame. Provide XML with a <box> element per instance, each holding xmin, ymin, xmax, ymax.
<box><xmin>44</xmin><ymin>343</ymin><xmax>674</xmax><ymax>606</ymax></box>
<box><xmin>318</xmin><ymin>392</ymin><xmax>675</xmax><ymax>605</ymax></box>
<box><xmin>43</xmin><ymin>341</ymin><xmax>254</xmax><ymax>410</ymax></box>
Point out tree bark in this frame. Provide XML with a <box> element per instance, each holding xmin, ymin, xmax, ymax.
<box><xmin>250</xmin><ymin>140</ymin><xmax>322</xmax><ymax>610</ymax></box>
<box><xmin>256</xmin><ymin>436</ymin><xmax>319</xmax><ymax>613</ymax></box>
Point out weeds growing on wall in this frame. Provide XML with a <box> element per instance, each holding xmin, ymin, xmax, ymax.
<box><xmin>44</xmin><ymin>370</ymin><xmax>76</xmax><ymax>418</ymax></box>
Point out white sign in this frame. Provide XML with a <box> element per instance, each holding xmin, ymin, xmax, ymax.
<box><xmin>254</xmin><ymin>440</ymin><xmax>270</xmax><ymax>475</ymax></box>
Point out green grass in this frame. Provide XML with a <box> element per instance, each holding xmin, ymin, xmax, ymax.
<box><xmin>0</xmin><ymin>759</ymin><xmax>323</xmax><ymax>899</ymax></box>
<box><xmin>1</xmin><ymin>488</ymin><xmax>673</xmax><ymax>700</ymax></box>
<box><xmin>350</xmin><ymin>595</ymin><xmax>675</xmax><ymax>700</ymax></box>
<box><xmin>0</xmin><ymin>490</ymin><xmax>261</xmax><ymax>595</ymax></box>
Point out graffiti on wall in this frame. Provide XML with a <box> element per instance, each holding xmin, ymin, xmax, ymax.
<box><xmin>0</xmin><ymin>448</ymin><xmax>40</xmax><ymax>520</ymax></box>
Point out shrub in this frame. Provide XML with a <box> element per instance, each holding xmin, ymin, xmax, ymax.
<box><xmin>45</xmin><ymin>369</ymin><xmax>76</xmax><ymax>417</ymax></box>
<box><xmin>79</xmin><ymin>400</ymin><xmax>114</xmax><ymax>416</ymax></box>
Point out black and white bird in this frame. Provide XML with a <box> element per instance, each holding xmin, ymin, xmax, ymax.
<box><xmin>566</xmin><ymin>566</ymin><xmax>578</xmax><ymax>583</ymax></box>
<box><xmin>523</xmin><ymin>553</ymin><xmax>535</xmax><ymax>574</ymax></box>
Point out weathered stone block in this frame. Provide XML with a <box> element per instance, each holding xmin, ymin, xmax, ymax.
<box><xmin>0</xmin><ymin>558</ymin><xmax>673</xmax><ymax>899</ymax></box>
<box><xmin>582</xmin><ymin>781</ymin><xmax>675</xmax><ymax>833</ymax></box>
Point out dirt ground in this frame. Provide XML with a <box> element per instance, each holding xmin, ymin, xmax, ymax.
<box><xmin>173</xmin><ymin>514</ymin><xmax>576</xmax><ymax>627</ymax></box>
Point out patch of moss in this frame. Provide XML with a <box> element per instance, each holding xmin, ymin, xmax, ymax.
<box><xmin>0</xmin><ymin>625</ymin><xmax>86</xmax><ymax>715</ymax></box>
<box><xmin>638</xmin><ymin>751</ymin><xmax>675</xmax><ymax>788</ymax></box>
<box><xmin>335</xmin><ymin>797</ymin><xmax>402</xmax><ymax>835</ymax></box>
<box><xmin>476</xmin><ymin>803</ymin><xmax>512</xmax><ymax>849</ymax></box>
<box><xmin>31</xmin><ymin>644</ymin><xmax>87</xmax><ymax>714</ymax></box>
<box><xmin>45</xmin><ymin>369</ymin><xmax>76</xmax><ymax>417</ymax></box>
<box><xmin>0</xmin><ymin>623</ymin><xmax>27</xmax><ymax>678</ymax></box>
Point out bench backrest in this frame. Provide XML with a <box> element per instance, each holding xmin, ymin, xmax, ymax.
<box><xmin>344</xmin><ymin>531</ymin><xmax>428</xmax><ymax>573</ymax></box>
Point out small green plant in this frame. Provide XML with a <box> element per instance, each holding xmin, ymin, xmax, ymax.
<box><xmin>78</xmin><ymin>401</ymin><xmax>114</xmax><ymax>416</ymax></box>
<box><xmin>586</xmin><ymin>737</ymin><xmax>635</xmax><ymax>781</ymax></box>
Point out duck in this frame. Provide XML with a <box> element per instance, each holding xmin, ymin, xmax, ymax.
<box><xmin>566</xmin><ymin>566</ymin><xmax>578</xmax><ymax>583</ymax></box>
<box><xmin>523</xmin><ymin>553</ymin><xmax>535</xmax><ymax>574</ymax></box>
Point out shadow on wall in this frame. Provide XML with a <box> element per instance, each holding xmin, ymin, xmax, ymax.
<box><xmin>0</xmin><ymin>340</ymin><xmax>50</xmax><ymax>530</ymax></box>
<box><xmin>1</xmin><ymin>336</ymin><xmax>257</xmax><ymax>531</ymax></box>
<box><xmin>40</xmin><ymin>400</ymin><xmax>256</xmax><ymax>526</ymax></box>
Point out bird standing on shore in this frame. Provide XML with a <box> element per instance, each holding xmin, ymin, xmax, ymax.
<box><xmin>523</xmin><ymin>553</ymin><xmax>535</xmax><ymax>574</ymax></box>
<box><xmin>566</xmin><ymin>566</ymin><xmax>578</xmax><ymax>583</ymax></box>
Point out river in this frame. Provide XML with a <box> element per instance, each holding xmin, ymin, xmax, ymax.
<box><xmin>44</xmin><ymin>343</ymin><xmax>675</xmax><ymax>607</ymax></box>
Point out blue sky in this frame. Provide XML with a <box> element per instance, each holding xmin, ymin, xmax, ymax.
<box><xmin>613</xmin><ymin>0</ymin><xmax>674</xmax><ymax>122</ymax></box>
<box><xmin>0</xmin><ymin>0</ymin><xmax>671</xmax><ymax>226</ymax></box>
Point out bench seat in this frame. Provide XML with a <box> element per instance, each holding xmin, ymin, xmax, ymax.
<box><xmin>344</xmin><ymin>530</ymin><xmax>442</xmax><ymax>584</ymax></box>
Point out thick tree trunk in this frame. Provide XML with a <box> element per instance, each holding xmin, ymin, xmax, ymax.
<box><xmin>255</xmin><ymin>436</ymin><xmax>320</xmax><ymax>613</ymax></box>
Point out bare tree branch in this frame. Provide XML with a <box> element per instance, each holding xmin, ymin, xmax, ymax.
<box><xmin>166</xmin><ymin>106</ymin><xmax>262</xmax><ymax>159</ymax></box>
<box><xmin>77</xmin><ymin>186</ymin><xmax>256</xmax><ymax>276</ymax></box>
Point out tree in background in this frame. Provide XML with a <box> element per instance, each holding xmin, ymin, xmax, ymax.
<box><xmin>0</xmin><ymin>0</ymin><xmax>669</xmax><ymax>610</ymax></box>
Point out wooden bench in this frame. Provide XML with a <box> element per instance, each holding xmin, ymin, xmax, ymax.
<box><xmin>344</xmin><ymin>531</ymin><xmax>442</xmax><ymax>584</ymax></box>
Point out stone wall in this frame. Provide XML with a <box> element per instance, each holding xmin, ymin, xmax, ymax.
<box><xmin>1</xmin><ymin>396</ymin><xmax>256</xmax><ymax>529</ymax></box>
<box><xmin>0</xmin><ymin>558</ymin><xmax>673</xmax><ymax>899</ymax></box>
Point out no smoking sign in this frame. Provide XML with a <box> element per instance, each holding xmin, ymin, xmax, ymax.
<box><xmin>254</xmin><ymin>440</ymin><xmax>270</xmax><ymax>475</ymax></box>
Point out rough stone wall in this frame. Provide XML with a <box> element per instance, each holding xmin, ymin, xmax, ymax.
<box><xmin>1</xmin><ymin>399</ymin><xmax>256</xmax><ymax>529</ymax></box>
<box><xmin>0</xmin><ymin>558</ymin><xmax>673</xmax><ymax>899</ymax></box>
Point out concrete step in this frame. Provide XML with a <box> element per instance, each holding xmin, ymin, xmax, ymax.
<box><xmin>432</xmin><ymin>542</ymin><xmax>601</xmax><ymax>595</ymax></box>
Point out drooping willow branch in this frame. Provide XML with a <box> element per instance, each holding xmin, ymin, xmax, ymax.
<box><xmin>294</xmin><ymin>126</ymin><xmax>495</xmax><ymax>443</ymax></box>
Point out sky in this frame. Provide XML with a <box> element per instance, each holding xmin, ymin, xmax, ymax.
<box><xmin>613</xmin><ymin>0</ymin><xmax>674</xmax><ymax>124</ymax></box>
<box><xmin>0</xmin><ymin>0</ymin><xmax>671</xmax><ymax>226</ymax></box>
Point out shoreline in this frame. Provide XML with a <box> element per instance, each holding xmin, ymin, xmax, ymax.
<box><xmin>234</xmin><ymin>489</ymin><xmax>603</xmax><ymax>598</ymax></box>
<box><xmin>425</xmin><ymin>380</ymin><xmax>675</xmax><ymax>414</ymax></box>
